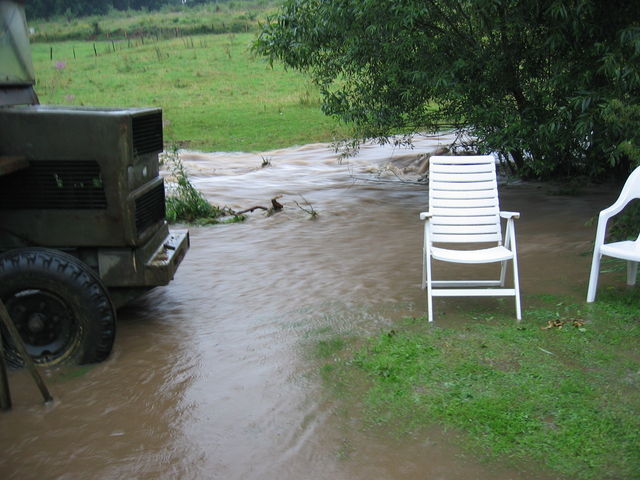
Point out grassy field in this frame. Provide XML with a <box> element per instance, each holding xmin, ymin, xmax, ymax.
<box><xmin>29</xmin><ymin>7</ymin><xmax>348</xmax><ymax>152</ymax></box>
<box><xmin>315</xmin><ymin>290</ymin><xmax>640</xmax><ymax>479</ymax></box>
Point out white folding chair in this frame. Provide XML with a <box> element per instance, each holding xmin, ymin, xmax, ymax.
<box><xmin>420</xmin><ymin>155</ymin><xmax>521</xmax><ymax>322</ymax></box>
<box><xmin>587</xmin><ymin>166</ymin><xmax>640</xmax><ymax>302</ymax></box>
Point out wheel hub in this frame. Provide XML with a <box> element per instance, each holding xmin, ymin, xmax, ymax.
<box><xmin>27</xmin><ymin>312</ymin><xmax>46</xmax><ymax>333</ymax></box>
<box><xmin>4</xmin><ymin>289</ymin><xmax>77</xmax><ymax>363</ymax></box>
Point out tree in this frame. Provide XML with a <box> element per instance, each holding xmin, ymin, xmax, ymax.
<box><xmin>255</xmin><ymin>0</ymin><xmax>640</xmax><ymax>179</ymax></box>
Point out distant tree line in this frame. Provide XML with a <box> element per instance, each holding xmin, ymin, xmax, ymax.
<box><xmin>25</xmin><ymin>0</ymin><xmax>222</xmax><ymax>20</ymax></box>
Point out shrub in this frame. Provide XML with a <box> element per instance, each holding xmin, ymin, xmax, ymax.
<box><xmin>163</xmin><ymin>147</ymin><xmax>240</xmax><ymax>224</ymax></box>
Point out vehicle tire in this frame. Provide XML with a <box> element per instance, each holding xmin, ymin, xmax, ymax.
<box><xmin>0</xmin><ymin>248</ymin><xmax>116</xmax><ymax>367</ymax></box>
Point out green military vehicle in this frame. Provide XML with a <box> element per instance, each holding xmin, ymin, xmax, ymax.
<box><xmin>0</xmin><ymin>1</ymin><xmax>189</xmax><ymax>366</ymax></box>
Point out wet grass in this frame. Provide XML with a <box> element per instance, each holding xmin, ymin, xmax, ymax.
<box><xmin>315</xmin><ymin>290</ymin><xmax>640</xmax><ymax>479</ymax></box>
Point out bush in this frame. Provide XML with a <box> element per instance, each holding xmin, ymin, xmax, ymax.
<box><xmin>163</xmin><ymin>147</ymin><xmax>241</xmax><ymax>224</ymax></box>
<box><xmin>255</xmin><ymin>0</ymin><xmax>640</xmax><ymax>181</ymax></box>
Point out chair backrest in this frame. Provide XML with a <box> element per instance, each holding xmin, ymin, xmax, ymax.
<box><xmin>429</xmin><ymin>155</ymin><xmax>501</xmax><ymax>244</ymax></box>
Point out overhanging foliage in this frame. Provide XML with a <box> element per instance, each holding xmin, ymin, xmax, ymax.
<box><xmin>256</xmin><ymin>0</ymin><xmax>640</xmax><ymax>179</ymax></box>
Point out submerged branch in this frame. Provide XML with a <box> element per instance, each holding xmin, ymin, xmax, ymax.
<box><xmin>236</xmin><ymin>195</ymin><xmax>284</xmax><ymax>216</ymax></box>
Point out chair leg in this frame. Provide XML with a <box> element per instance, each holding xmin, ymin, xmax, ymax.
<box><xmin>627</xmin><ymin>261</ymin><xmax>638</xmax><ymax>286</ymax></box>
<box><xmin>499</xmin><ymin>260</ymin><xmax>507</xmax><ymax>287</ymax></box>
<box><xmin>426</xmin><ymin>255</ymin><xmax>434</xmax><ymax>323</ymax></box>
<box><xmin>512</xmin><ymin>257</ymin><xmax>522</xmax><ymax>321</ymax></box>
<box><xmin>587</xmin><ymin>251</ymin><xmax>601</xmax><ymax>302</ymax></box>
<box><xmin>506</xmin><ymin>222</ymin><xmax>521</xmax><ymax>320</ymax></box>
<box><xmin>422</xmin><ymin>247</ymin><xmax>427</xmax><ymax>289</ymax></box>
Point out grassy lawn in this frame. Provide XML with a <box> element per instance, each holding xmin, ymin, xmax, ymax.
<box><xmin>316</xmin><ymin>289</ymin><xmax>640</xmax><ymax>479</ymax></box>
<box><xmin>30</xmin><ymin>33</ymin><xmax>347</xmax><ymax>152</ymax></box>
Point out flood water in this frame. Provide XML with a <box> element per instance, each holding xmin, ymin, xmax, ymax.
<box><xmin>0</xmin><ymin>135</ymin><xmax>620</xmax><ymax>479</ymax></box>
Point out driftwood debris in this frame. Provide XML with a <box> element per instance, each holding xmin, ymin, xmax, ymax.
<box><xmin>235</xmin><ymin>195</ymin><xmax>284</xmax><ymax>215</ymax></box>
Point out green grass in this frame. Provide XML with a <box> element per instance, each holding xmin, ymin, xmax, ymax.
<box><xmin>316</xmin><ymin>290</ymin><xmax>640</xmax><ymax>479</ymax></box>
<box><xmin>30</xmin><ymin>33</ymin><xmax>348</xmax><ymax>152</ymax></box>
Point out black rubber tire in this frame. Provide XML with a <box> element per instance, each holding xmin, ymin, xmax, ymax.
<box><xmin>0</xmin><ymin>248</ymin><xmax>116</xmax><ymax>367</ymax></box>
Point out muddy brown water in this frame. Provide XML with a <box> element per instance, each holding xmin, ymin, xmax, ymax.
<box><xmin>0</xmin><ymin>135</ymin><xmax>621</xmax><ymax>479</ymax></box>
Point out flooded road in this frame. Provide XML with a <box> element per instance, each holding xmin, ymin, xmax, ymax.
<box><xmin>0</xmin><ymin>135</ymin><xmax>619</xmax><ymax>479</ymax></box>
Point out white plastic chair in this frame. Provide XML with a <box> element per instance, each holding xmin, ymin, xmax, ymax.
<box><xmin>420</xmin><ymin>155</ymin><xmax>521</xmax><ymax>322</ymax></box>
<box><xmin>587</xmin><ymin>166</ymin><xmax>640</xmax><ymax>302</ymax></box>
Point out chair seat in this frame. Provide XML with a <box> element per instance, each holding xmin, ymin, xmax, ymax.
<box><xmin>600</xmin><ymin>241</ymin><xmax>640</xmax><ymax>262</ymax></box>
<box><xmin>431</xmin><ymin>245</ymin><xmax>514</xmax><ymax>264</ymax></box>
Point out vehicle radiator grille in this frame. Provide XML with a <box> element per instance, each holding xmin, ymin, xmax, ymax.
<box><xmin>0</xmin><ymin>160</ymin><xmax>107</xmax><ymax>209</ymax></box>
<box><xmin>135</xmin><ymin>182</ymin><xmax>166</xmax><ymax>234</ymax></box>
<box><xmin>132</xmin><ymin>112</ymin><xmax>163</xmax><ymax>156</ymax></box>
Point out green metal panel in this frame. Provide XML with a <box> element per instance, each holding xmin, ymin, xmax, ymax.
<box><xmin>0</xmin><ymin>1</ymin><xmax>35</xmax><ymax>85</ymax></box>
<box><xmin>0</xmin><ymin>105</ymin><xmax>164</xmax><ymax>248</ymax></box>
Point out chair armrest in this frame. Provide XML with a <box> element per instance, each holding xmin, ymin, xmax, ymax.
<box><xmin>598</xmin><ymin>166</ymin><xmax>640</xmax><ymax>222</ymax></box>
<box><xmin>500</xmin><ymin>211</ymin><xmax>520</xmax><ymax>219</ymax></box>
<box><xmin>420</xmin><ymin>211</ymin><xmax>433</xmax><ymax>220</ymax></box>
<box><xmin>599</xmin><ymin>203</ymin><xmax>624</xmax><ymax>223</ymax></box>
<box><xmin>593</xmin><ymin>209</ymin><xmax>614</xmax><ymax>249</ymax></box>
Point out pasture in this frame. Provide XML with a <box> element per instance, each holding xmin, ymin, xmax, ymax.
<box><xmin>30</xmin><ymin>32</ymin><xmax>348</xmax><ymax>152</ymax></box>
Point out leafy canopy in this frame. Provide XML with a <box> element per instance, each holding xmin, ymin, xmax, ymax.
<box><xmin>256</xmin><ymin>0</ymin><xmax>640</xmax><ymax>179</ymax></box>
